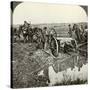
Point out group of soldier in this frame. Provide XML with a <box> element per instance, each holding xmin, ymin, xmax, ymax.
<box><xmin>13</xmin><ymin>21</ymin><xmax>87</xmax><ymax>57</ymax></box>
<box><xmin>13</xmin><ymin>21</ymin><xmax>57</xmax><ymax>51</ymax></box>
<box><xmin>21</xmin><ymin>21</ymin><xmax>88</xmax><ymax>43</ymax></box>
<box><xmin>68</xmin><ymin>24</ymin><xmax>87</xmax><ymax>43</ymax></box>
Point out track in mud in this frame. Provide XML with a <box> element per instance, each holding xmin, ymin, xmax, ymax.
<box><xmin>11</xmin><ymin>42</ymin><xmax>87</xmax><ymax>88</ymax></box>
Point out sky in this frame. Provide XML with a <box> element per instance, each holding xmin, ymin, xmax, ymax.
<box><xmin>13</xmin><ymin>2</ymin><xmax>88</xmax><ymax>25</ymax></box>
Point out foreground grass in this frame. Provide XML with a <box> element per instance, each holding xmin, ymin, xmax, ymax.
<box><xmin>54</xmin><ymin>79</ymin><xmax>87</xmax><ymax>86</ymax></box>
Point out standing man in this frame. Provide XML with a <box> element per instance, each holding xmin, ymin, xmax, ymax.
<box><xmin>43</xmin><ymin>27</ymin><xmax>50</xmax><ymax>50</ymax></box>
<box><xmin>72</xmin><ymin>24</ymin><xmax>77</xmax><ymax>41</ymax></box>
<box><xmin>24</xmin><ymin>21</ymin><xmax>29</xmax><ymax>27</ymax></box>
<box><xmin>22</xmin><ymin>21</ymin><xmax>29</xmax><ymax>43</ymax></box>
<box><xmin>50</xmin><ymin>28</ymin><xmax>57</xmax><ymax>38</ymax></box>
<box><xmin>72</xmin><ymin>24</ymin><xmax>81</xmax><ymax>43</ymax></box>
<box><xmin>68</xmin><ymin>24</ymin><xmax>72</xmax><ymax>37</ymax></box>
<box><xmin>75</xmin><ymin>24</ymin><xmax>81</xmax><ymax>43</ymax></box>
<box><xmin>80</xmin><ymin>25</ymin><xmax>85</xmax><ymax>41</ymax></box>
<box><xmin>22</xmin><ymin>21</ymin><xmax>29</xmax><ymax>32</ymax></box>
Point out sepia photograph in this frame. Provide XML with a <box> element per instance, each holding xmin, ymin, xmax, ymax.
<box><xmin>11</xmin><ymin>1</ymin><xmax>88</xmax><ymax>88</ymax></box>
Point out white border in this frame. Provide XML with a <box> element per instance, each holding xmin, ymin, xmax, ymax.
<box><xmin>0</xmin><ymin>0</ymin><xmax>89</xmax><ymax>90</ymax></box>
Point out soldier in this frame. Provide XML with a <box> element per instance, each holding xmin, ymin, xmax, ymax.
<box><xmin>72</xmin><ymin>24</ymin><xmax>81</xmax><ymax>43</ymax></box>
<box><xmin>28</xmin><ymin>22</ymin><xmax>33</xmax><ymax>43</ymax></box>
<box><xmin>23</xmin><ymin>21</ymin><xmax>29</xmax><ymax>28</ymax></box>
<box><xmin>22</xmin><ymin>21</ymin><xmax>29</xmax><ymax>43</ymax></box>
<box><xmin>49</xmin><ymin>28</ymin><xmax>59</xmax><ymax>57</ymax></box>
<box><xmin>43</xmin><ymin>27</ymin><xmax>50</xmax><ymax>50</ymax></box>
<box><xmin>68</xmin><ymin>24</ymin><xmax>72</xmax><ymax>37</ymax></box>
<box><xmin>81</xmin><ymin>25</ymin><xmax>84</xmax><ymax>34</ymax></box>
<box><xmin>80</xmin><ymin>25</ymin><xmax>85</xmax><ymax>42</ymax></box>
<box><xmin>75</xmin><ymin>24</ymin><xmax>81</xmax><ymax>43</ymax></box>
<box><xmin>50</xmin><ymin>28</ymin><xmax>57</xmax><ymax>38</ymax></box>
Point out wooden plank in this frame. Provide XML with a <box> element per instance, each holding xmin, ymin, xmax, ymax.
<box><xmin>78</xmin><ymin>48</ymin><xmax>87</xmax><ymax>52</ymax></box>
<box><xmin>78</xmin><ymin>42</ymin><xmax>87</xmax><ymax>48</ymax></box>
<box><xmin>29</xmin><ymin>53</ymin><xmax>78</xmax><ymax>75</ymax></box>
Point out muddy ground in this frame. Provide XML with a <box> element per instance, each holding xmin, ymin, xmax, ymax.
<box><xmin>11</xmin><ymin>42</ymin><xmax>87</xmax><ymax>88</ymax></box>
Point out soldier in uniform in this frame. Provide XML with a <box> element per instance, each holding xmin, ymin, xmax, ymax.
<box><xmin>75</xmin><ymin>24</ymin><xmax>81</xmax><ymax>43</ymax></box>
<box><xmin>43</xmin><ymin>27</ymin><xmax>50</xmax><ymax>50</ymax></box>
<box><xmin>50</xmin><ymin>28</ymin><xmax>57</xmax><ymax>38</ymax></box>
<box><xmin>22</xmin><ymin>21</ymin><xmax>29</xmax><ymax>43</ymax></box>
<box><xmin>72</xmin><ymin>24</ymin><xmax>81</xmax><ymax>43</ymax></box>
<box><xmin>28</xmin><ymin>22</ymin><xmax>33</xmax><ymax>43</ymax></box>
<box><xmin>49</xmin><ymin>28</ymin><xmax>58</xmax><ymax>57</ymax></box>
<box><xmin>68</xmin><ymin>24</ymin><xmax>72</xmax><ymax>37</ymax></box>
